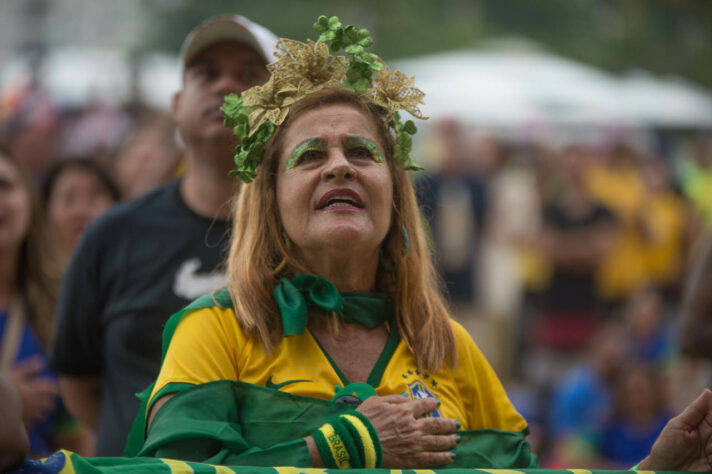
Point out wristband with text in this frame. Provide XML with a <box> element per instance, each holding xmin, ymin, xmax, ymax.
<box><xmin>311</xmin><ymin>410</ymin><xmax>382</xmax><ymax>469</ymax></box>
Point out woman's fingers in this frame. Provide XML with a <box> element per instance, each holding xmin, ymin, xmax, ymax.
<box><xmin>420</xmin><ymin>433</ymin><xmax>459</xmax><ymax>451</ymax></box>
<box><xmin>413</xmin><ymin>450</ymin><xmax>456</xmax><ymax>467</ymax></box>
<box><xmin>408</xmin><ymin>397</ymin><xmax>440</xmax><ymax>418</ymax></box>
<box><xmin>418</xmin><ymin>415</ymin><xmax>459</xmax><ymax>433</ymax></box>
<box><xmin>375</xmin><ymin>394</ymin><xmax>412</xmax><ymax>404</ymax></box>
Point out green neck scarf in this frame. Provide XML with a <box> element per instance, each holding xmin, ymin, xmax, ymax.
<box><xmin>273</xmin><ymin>274</ymin><xmax>393</xmax><ymax>336</ymax></box>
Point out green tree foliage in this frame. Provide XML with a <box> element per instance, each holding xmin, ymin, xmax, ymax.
<box><xmin>141</xmin><ymin>0</ymin><xmax>712</xmax><ymax>89</ymax></box>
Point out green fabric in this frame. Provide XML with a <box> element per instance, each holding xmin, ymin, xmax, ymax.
<box><xmin>273</xmin><ymin>274</ymin><xmax>393</xmax><ymax>336</ymax></box>
<box><xmin>332</xmin><ymin>382</ymin><xmax>378</xmax><ymax>403</ymax></box>
<box><xmin>123</xmin><ymin>289</ymin><xmax>234</xmax><ymax>457</ymax></box>
<box><xmin>15</xmin><ymin>449</ymin><xmax>687</xmax><ymax>473</ymax></box>
<box><xmin>130</xmin><ymin>379</ymin><xmax>536</xmax><ymax>469</ymax></box>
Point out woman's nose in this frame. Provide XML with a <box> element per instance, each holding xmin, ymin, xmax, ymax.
<box><xmin>322</xmin><ymin>150</ymin><xmax>355</xmax><ymax>181</ymax></box>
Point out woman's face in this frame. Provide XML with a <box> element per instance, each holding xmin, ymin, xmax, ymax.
<box><xmin>47</xmin><ymin>167</ymin><xmax>115</xmax><ymax>255</ymax></box>
<box><xmin>0</xmin><ymin>157</ymin><xmax>31</xmax><ymax>251</ymax></box>
<box><xmin>276</xmin><ymin>104</ymin><xmax>393</xmax><ymax>257</ymax></box>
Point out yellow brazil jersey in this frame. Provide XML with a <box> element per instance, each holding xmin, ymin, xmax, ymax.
<box><xmin>149</xmin><ymin>305</ymin><xmax>527</xmax><ymax>433</ymax></box>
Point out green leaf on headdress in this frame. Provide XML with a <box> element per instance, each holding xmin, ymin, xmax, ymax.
<box><xmin>234</xmin><ymin>121</ymin><xmax>249</xmax><ymax>139</ymax></box>
<box><xmin>344</xmin><ymin>43</ymin><xmax>364</xmax><ymax>55</ymax></box>
<box><xmin>228</xmin><ymin>168</ymin><xmax>257</xmax><ymax>183</ymax></box>
<box><xmin>313</xmin><ymin>15</ymin><xmax>339</xmax><ymax>32</ymax></box>
<box><xmin>361</xmin><ymin>52</ymin><xmax>383</xmax><ymax>70</ymax></box>
<box><xmin>313</xmin><ymin>16</ymin><xmax>329</xmax><ymax>31</ymax></box>
<box><xmin>253</xmin><ymin>121</ymin><xmax>275</xmax><ymax>142</ymax></box>
<box><xmin>402</xmin><ymin>120</ymin><xmax>417</xmax><ymax>135</ymax></box>
<box><xmin>221</xmin><ymin>93</ymin><xmax>245</xmax><ymax>127</ymax></box>
<box><xmin>314</xmin><ymin>15</ymin><xmax>342</xmax><ymax>43</ymax></box>
<box><xmin>342</xmin><ymin>60</ymin><xmax>373</xmax><ymax>92</ymax></box>
<box><xmin>341</xmin><ymin>26</ymin><xmax>359</xmax><ymax>49</ymax></box>
<box><xmin>390</xmin><ymin>112</ymin><xmax>422</xmax><ymax>170</ymax></box>
<box><xmin>341</xmin><ymin>26</ymin><xmax>373</xmax><ymax>50</ymax></box>
<box><xmin>357</xmin><ymin>29</ymin><xmax>373</xmax><ymax>47</ymax></box>
<box><xmin>396</xmin><ymin>133</ymin><xmax>413</xmax><ymax>155</ymax></box>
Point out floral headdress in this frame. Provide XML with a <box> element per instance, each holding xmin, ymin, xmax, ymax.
<box><xmin>220</xmin><ymin>15</ymin><xmax>427</xmax><ymax>183</ymax></box>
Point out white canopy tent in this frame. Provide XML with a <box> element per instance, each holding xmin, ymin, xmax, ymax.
<box><xmin>392</xmin><ymin>39</ymin><xmax>712</xmax><ymax>129</ymax></box>
<box><xmin>619</xmin><ymin>71</ymin><xmax>712</xmax><ymax>128</ymax></box>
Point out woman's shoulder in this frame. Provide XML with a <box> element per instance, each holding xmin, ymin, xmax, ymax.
<box><xmin>167</xmin><ymin>289</ymin><xmax>243</xmax><ymax>343</ymax></box>
<box><xmin>447</xmin><ymin>318</ymin><xmax>479</xmax><ymax>349</ymax></box>
<box><xmin>445</xmin><ymin>318</ymin><xmax>495</xmax><ymax>374</ymax></box>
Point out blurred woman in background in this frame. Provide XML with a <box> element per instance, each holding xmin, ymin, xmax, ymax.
<box><xmin>0</xmin><ymin>149</ymin><xmax>86</xmax><ymax>457</ymax></box>
<box><xmin>42</xmin><ymin>158</ymin><xmax>120</xmax><ymax>265</ymax></box>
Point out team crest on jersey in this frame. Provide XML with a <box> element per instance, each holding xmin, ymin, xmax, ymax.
<box><xmin>406</xmin><ymin>380</ymin><xmax>441</xmax><ymax>417</ymax></box>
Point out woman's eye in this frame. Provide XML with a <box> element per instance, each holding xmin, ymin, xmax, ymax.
<box><xmin>348</xmin><ymin>147</ymin><xmax>374</xmax><ymax>160</ymax></box>
<box><xmin>298</xmin><ymin>149</ymin><xmax>323</xmax><ymax>163</ymax></box>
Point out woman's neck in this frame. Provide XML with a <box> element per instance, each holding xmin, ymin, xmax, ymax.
<box><xmin>296</xmin><ymin>247</ymin><xmax>379</xmax><ymax>293</ymax></box>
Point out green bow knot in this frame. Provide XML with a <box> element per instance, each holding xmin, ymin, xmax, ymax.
<box><xmin>273</xmin><ymin>275</ymin><xmax>393</xmax><ymax>336</ymax></box>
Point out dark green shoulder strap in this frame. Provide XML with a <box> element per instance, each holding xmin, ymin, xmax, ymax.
<box><xmin>159</xmin><ymin>288</ymin><xmax>233</xmax><ymax>360</ymax></box>
<box><xmin>124</xmin><ymin>288</ymin><xmax>234</xmax><ymax>457</ymax></box>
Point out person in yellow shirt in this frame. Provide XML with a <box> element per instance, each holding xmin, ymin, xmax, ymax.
<box><xmin>639</xmin><ymin>156</ymin><xmax>690</xmax><ymax>292</ymax></box>
<box><xmin>585</xmin><ymin>145</ymin><xmax>649</xmax><ymax>302</ymax></box>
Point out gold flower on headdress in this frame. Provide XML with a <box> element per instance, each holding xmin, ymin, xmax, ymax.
<box><xmin>370</xmin><ymin>63</ymin><xmax>427</xmax><ymax>120</ymax></box>
<box><xmin>272</xmin><ymin>39</ymin><xmax>346</xmax><ymax>95</ymax></box>
<box><xmin>240</xmin><ymin>75</ymin><xmax>297</xmax><ymax>135</ymax></box>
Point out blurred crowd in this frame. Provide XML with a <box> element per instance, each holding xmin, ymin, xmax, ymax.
<box><xmin>0</xmin><ymin>77</ymin><xmax>181</xmax><ymax>458</ymax></box>
<box><xmin>1</xmin><ymin>68</ymin><xmax>712</xmax><ymax>468</ymax></box>
<box><xmin>416</xmin><ymin>118</ymin><xmax>712</xmax><ymax>468</ymax></box>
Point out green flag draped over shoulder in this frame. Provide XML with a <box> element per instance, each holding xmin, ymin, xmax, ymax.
<box><xmin>122</xmin><ymin>288</ymin><xmax>536</xmax><ymax>468</ymax></box>
<box><xmin>136</xmin><ymin>379</ymin><xmax>537</xmax><ymax>468</ymax></box>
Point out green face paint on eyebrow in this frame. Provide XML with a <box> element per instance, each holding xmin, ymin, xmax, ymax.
<box><xmin>285</xmin><ymin>138</ymin><xmax>325</xmax><ymax>170</ymax></box>
<box><xmin>343</xmin><ymin>135</ymin><xmax>385</xmax><ymax>163</ymax></box>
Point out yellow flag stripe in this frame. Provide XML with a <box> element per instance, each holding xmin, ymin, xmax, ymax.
<box><xmin>161</xmin><ymin>458</ymin><xmax>194</xmax><ymax>473</ymax></box>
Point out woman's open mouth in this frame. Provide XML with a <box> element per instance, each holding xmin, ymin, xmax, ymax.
<box><xmin>316</xmin><ymin>188</ymin><xmax>364</xmax><ymax>211</ymax></box>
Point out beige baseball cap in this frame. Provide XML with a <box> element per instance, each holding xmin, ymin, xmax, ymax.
<box><xmin>180</xmin><ymin>15</ymin><xmax>278</xmax><ymax>69</ymax></box>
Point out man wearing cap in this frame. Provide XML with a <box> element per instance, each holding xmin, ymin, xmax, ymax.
<box><xmin>48</xmin><ymin>16</ymin><xmax>277</xmax><ymax>456</ymax></box>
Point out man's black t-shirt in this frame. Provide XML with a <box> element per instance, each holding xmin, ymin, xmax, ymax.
<box><xmin>540</xmin><ymin>202</ymin><xmax>614</xmax><ymax>312</ymax></box>
<box><xmin>49</xmin><ymin>181</ymin><xmax>230</xmax><ymax>456</ymax></box>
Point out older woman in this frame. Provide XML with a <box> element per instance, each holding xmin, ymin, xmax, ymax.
<box><xmin>125</xmin><ymin>17</ymin><xmax>712</xmax><ymax>471</ymax></box>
